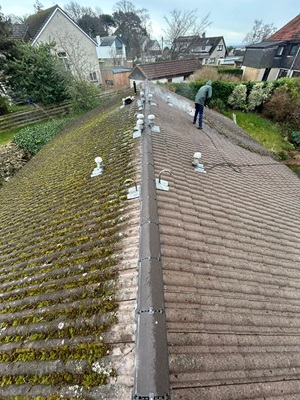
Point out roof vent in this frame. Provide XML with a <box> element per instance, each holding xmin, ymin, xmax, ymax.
<box><xmin>167</xmin><ymin>95</ymin><xmax>173</xmax><ymax>106</ymax></box>
<box><xmin>133</xmin><ymin>114</ymin><xmax>144</xmax><ymax>138</ymax></box>
<box><xmin>148</xmin><ymin>114</ymin><xmax>155</xmax><ymax>127</ymax></box>
<box><xmin>148</xmin><ymin>114</ymin><xmax>160</xmax><ymax>133</ymax></box>
<box><xmin>91</xmin><ymin>156</ymin><xmax>103</xmax><ymax>177</ymax></box>
<box><xmin>192</xmin><ymin>152</ymin><xmax>207</xmax><ymax>174</ymax></box>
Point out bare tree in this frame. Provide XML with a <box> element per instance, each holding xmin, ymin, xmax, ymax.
<box><xmin>8</xmin><ymin>14</ymin><xmax>30</xmax><ymax>23</ymax></box>
<box><xmin>243</xmin><ymin>19</ymin><xmax>277</xmax><ymax>45</ymax></box>
<box><xmin>113</xmin><ymin>1</ymin><xmax>150</xmax><ymax>60</ymax></box>
<box><xmin>52</xmin><ymin>31</ymin><xmax>98</xmax><ymax>82</ymax></box>
<box><xmin>64</xmin><ymin>1</ymin><xmax>97</xmax><ymax>22</ymax></box>
<box><xmin>163</xmin><ymin>9</ymin><xmax>212</xmax><ymax>60</ymax></box>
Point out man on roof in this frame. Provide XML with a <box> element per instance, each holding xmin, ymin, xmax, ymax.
<box><xmin>193</xmin><ymin>80</ymin><xmax>212</xmax><ymax>129</ymax></box>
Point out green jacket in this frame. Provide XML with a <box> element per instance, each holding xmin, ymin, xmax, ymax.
<box><xmin>195</xmin><ymin>80</ymin><xmax>212</xmax><ymax>105</ymax></box>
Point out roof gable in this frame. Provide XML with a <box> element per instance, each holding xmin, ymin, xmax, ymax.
<box><xmin>23</xmin><ymin>5</ymin><xmax>97</xmax><ymax>45</ymax></box>
<box><xmin>267</xmin><ymin>14</ymin><xmax>300</xmax><ymax>41</ymax></box>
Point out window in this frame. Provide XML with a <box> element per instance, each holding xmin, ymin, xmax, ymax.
<box><xmin>57</xmin><ymin>52</ymin><xmax>70</xmax><ymax>70</ymax></box>
<box><xmin>209</xmin><ymin>58</ymin><xmax>215</xmax><ymax>64</ymax></box>
<box><xmin>204</xmin><ymin>58</ymin><xmax>208</xmax><ymax>64</ymax></box>
<box><xmin>167</xmin><ymin>78</ymin><xmax>172</xmax><ymax>83</ymax></box>
<box><xmin>202</xmin><ymin>46</ymin><xmax>206</xmax><ymax>50</ymax></box>
<box><xmin>105</xmin><ymin>80</ymin><xmax>114</xmax><ymax>85</ymax></box>
<box><xmin>89</xmin><ymin>72</ymin><xmax>97</xmax><ymax>81</ymax></box>
<box><xmin>277</xmin><ymin>69</ymin><xmax>288</xmax><ymax>78</ymax></box>
<box><xmin>276</xmin><ymin>45</ymin><xmax>285</xmax><ymax>56</ymax></box>
<box><xmin>289</xmin><ymin>44</ymin><xmax>299</xmax><ymax>56</ymax></box>
<box><xmin>217</xmin><ymin>45</ymin><xmax>223</xmax><ymax>51</ymax></box>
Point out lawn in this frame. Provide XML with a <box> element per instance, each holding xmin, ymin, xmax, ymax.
<box><xmin>223</xmin><ymin>110</ymin><xmax>292</xmax><ymax>155</ymax></box>
<box><xmin>0</xmin><ymin>129</ymin><xmax>18</xmax><ymax>146</ymax></box>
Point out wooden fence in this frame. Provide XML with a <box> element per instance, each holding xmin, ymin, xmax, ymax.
<box><xmin>0</xmin><ymin>88</ymin><xmax>132</xmax><ymax>132</ymax></box>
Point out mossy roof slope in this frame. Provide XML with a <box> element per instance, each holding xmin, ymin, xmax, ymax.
<box><xmin>0</xmin><ymin>99</ymin><xmax>138</xmax><ymax>399</ymax></box>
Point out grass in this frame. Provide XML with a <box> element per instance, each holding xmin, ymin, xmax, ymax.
<box><xmin>223</xmin><ymin>110</ymin><xmax>293</xmax><ymax>154</ymax></box>
<box><xmin>0</xmin><ymin>128</ymin><xmax>20</xmax><ymax>146</ymax></box>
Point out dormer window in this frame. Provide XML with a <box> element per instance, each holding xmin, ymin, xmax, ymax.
<box><xmin>289</xmin><ymin>44</ymin><xmax>299</xmax><ymax>56</ymax></box>
<box><xmin>276</xmin><ymin>45</ymin><xmax>285</xmax><ymax>56</ymax></box>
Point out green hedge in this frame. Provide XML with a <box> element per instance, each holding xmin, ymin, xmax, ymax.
<box><xmin>13</xmin><ymin>117</ymin><xmax>73</xmax><ymax>155</ymax></box>
<box><xmin>217</xmin><ymin>67</ymin><xmax>243</xmax><ymax>76</ymax></box>
<box><xmin>165</xmin><ymin>80</ymin><xmax>236</xmax><ymax>105</ymax></box>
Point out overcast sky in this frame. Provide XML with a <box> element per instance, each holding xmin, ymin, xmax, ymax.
<box><xmin>1</xmin><ymin>0</ymin><xmax>299</xmax><ymax>46</ymax></box>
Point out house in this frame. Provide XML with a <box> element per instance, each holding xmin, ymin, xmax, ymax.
<box><xmin>172</xmin><ymin>34</ymin><xmax>227</xmax><ymax>64</ymax></box>
<box><xmin>2</xmin><ymin>78</ymin><xmax>300</xmax><ymax>399</ymax></box>
<box><xmin>95</xmin><ymin>35</ymin><xmax>126</xmax><ymax>66</ymax></box>
<box><xmin>139</xmin><ymin>38</ymin><xmax>162</xmax><ymax>62</ymax></box>
<box><xmin>128</xmin><ymin>59</ymin><xmax>202</xmax><ymax>87</ymax></box>
<box><xmin>242</xmin><ymin>14</ymin><xmax>300</xmax><ymax>81</ymax></box>
<box><xmin>11</xmin><ymin>5</ymin><xmax>102</xmax><ymax>85</ymax></box>
<box><xmin>218</xmin><ymin>56</ymin><xmax>243</xmax><ymax>67</ymax></box>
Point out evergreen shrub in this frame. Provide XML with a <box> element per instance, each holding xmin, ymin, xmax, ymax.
<box><xmin>13</xmin><ymin>118</ymin><xmax>73</xmax><ymax>155</ymax></box>
<box><xmin>217</xmin><ymin>67</ymin><xmax>243</xmax><ymax>76</ymax></box>
<box><xmin>227</xmin><ymin>84</ymin><xmax>247</xmax><ymax>110</ymax></box>
<box><xmin>0</xmin><ymin>96</ymin><xmax>9</xmax><ymax>115</ymax></box>
<box><xmin>290</xmin><ymin>131</ymin><xmax>300</xmax><ymax>149</ymax></box>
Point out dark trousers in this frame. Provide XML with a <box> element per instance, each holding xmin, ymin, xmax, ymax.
<box><xmin>193</xmin><ymin>103</ymin><xmax>204</xmax><ymax>127</ymax></box>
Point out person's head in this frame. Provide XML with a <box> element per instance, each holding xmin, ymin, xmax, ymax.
<box><xmin>206</xmin><ymin>80</ymin><xmax>212</xmax><ymax>86</ymax></box>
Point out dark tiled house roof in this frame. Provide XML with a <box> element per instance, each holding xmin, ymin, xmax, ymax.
<box><xmin>267</xmin><ymin>14</ymin><xmax>300</xmax><ymax>41</ymax></box>
<box><xmin>21</xmin><ymin>5</ymin><xmax>57</xmax><ymax>42</ymax></box>
<box><xmin>129</xmin><ymin>59</ymin><xmax>202</xmax><ymax>80</ymax></box>
<box><xmin>12</xmin><ymin>5</ymin><xmax>96</xmax><ymax>45</ymax></box>
<box><xmin>99</xmin><ymin>36</ymin><xmax>124</xmax><ymax>48</ymax></box>
<box><xmin>10</xmin><ymin>23</ymin><xmax>28</xmax><ymax>40</ymax></box>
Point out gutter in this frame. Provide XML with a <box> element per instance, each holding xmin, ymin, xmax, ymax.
<box><xmin>132</xmin><ymin>81</ymin><xmax>170</xmax><ymax>399</ymax></box>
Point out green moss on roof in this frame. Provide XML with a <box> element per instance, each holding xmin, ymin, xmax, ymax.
<box><xmin>0</xmin><ymin>97</ymin><xmax>137</xmax><ymax>397</ymax></box>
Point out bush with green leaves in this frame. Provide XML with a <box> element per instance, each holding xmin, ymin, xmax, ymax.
<box><xmin>227</xmin><ymin>84</ymin><xmax>247</xmax><ymax>110</ymax></box>
<box><xmin>217</xmin><ymin>67</ymin><xmax>243</xmax><ymax>76</ymax></box>
<box><xmin>13</xmin><ymin>118</ymin><xmax>73</xmax><ymax>155</ymax></box>
<box><xmin>262</xmin><ymin>78</ymin><xmax>300</xmax><ymax>131</ymax></box>
<box><xmin>166</xmin><ymin>80</ymin><xmax>236</xmax><ymax>106</ymax></box>
<box><xmin>289</xmin><ymin>131</ymin><xmax>300</xmax><ymax>149</ymax></box>
<box><xmin>247</xmin><ymin>82</ymin><xmax>274</xmax><ymax>111</ymax></box>
<box><xmin>4</xmin><ymin>42</ymin><xmax>72</xmax><ymax>105</ymax></box>
<box><xmin>68</xmin><ymin>80</ymin><xmax>101</xmax><ymax>113</ymax></box>
<box><xmin>0</xmin><ymin>95</ymin><xmax>8</xmax><ymax>115</ymax></box>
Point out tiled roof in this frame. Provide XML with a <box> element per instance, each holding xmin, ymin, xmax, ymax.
<box><xmin>2</xmin><ymin>79</ymin><xmax>300</xmax><ymax>399</ymax></box>
<box><xmin>10</xmin><ymin>23</ymin><xmax>28</xmax><ymax>40</ymax></box>
<box><xmin>176</xmin><ymin>35</ymin><xmax>225</xmax><ymax>53</ymax></box>
<box><xmin>100</xmin><ymin>36</ymin><xmax>117</xmax><ymax>46</ymax></box>
<box><xmin>267</xmin><ymin>14</ymin><xmax>300</xmax><ymax>41</ymax></box>
<box><xmin>129</xmin><ymin>59</ymin><xmax>202</xmax><ymax>80</ymax></box>
<box><xmin>19</xmin><ymin>5</ymin><xmax>96</xmax><ymax>45</ymax></box>
<box><xmin>0</xmin><ymin>94</ymin><xmax>139</xmax><ymax>398</ymax></box>
<box><xmin>23</xmin><ymin>5</ymin><xmax>57</xmax><ymax>42</ymax></box>
<box><xmin>140</xmin><ymin>82</ymin><xmax>300</xmax><ymax>398</ymax></box>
